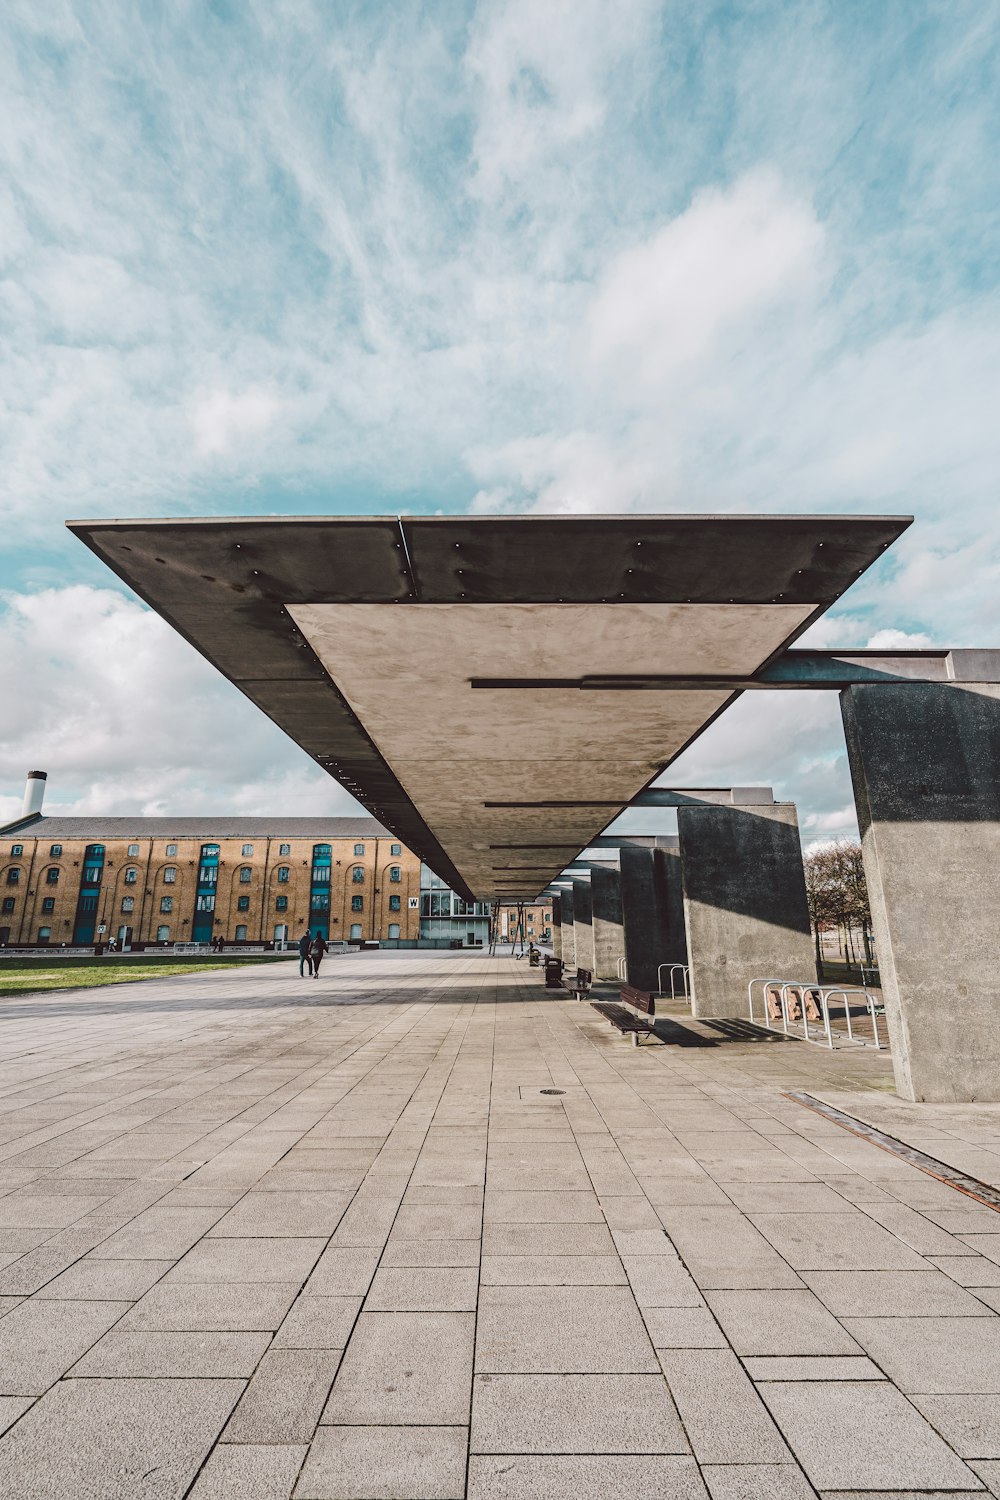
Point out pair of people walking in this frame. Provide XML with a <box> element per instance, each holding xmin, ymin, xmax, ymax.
<box><xmin>297</xmin><ymin>929</ymin><xmax>328</xmax><ymax>978</ymax></box>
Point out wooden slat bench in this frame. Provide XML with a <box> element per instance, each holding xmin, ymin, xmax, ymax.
<box><xmin>570</xmin><ymin>967</ymin><xmax>593</xmax><ymax>1000</ymax></box>
<box><xmin>591</xmin><ymin>984</ymin><xmax>659</xmax><ymax>1045</ymax></box>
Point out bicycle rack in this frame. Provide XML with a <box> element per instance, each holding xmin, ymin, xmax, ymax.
<box><xmin>657</xmin><ymin>963</ymin><xmax>691</xmax><ymax>1004</ymax></box>
<box><xmin>747</xmin><ymin>977</ymin><xmax>884</xmax><ymax>1050</ymax></box>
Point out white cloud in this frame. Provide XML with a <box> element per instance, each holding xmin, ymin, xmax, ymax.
<box><xmin>864</xmin><ymin>627</ymin><xmax>935</xmax><ymax>650</ymax></box>
<box><xmin>0</xmin><ymin>587</ymin><xmax>364</xmax><ymax>822</ymax></box>
<box><xmin>191</xmin><ymin>387</ymin><xmax>283</xmax><ymax>458</ymax></box>
<box><xmin>587</xmin><ymin>171</ymin><xmax>825</xmax><ymax>387</ymax></box>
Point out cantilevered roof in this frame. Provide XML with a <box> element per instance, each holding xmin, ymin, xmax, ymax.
<box><xmin>68</xmin><ymin>514</ymin><xmax>910</xmax><ymax>901</ymax></box>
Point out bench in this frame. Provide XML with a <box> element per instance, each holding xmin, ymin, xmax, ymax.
<box><xmin>591</xmin><ymin>985</ymin><xmax>659</xmax><ymax>1045</ymax></box>
<box><xmin>570</xmin><ymin>967</ymin><xmax>593</xmax><ymax>1000</ymax></box>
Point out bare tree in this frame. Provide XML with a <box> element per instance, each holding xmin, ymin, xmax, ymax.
<box><xmin>804</xmin><ymin>839</ymin><xmax>872</xmax><ymax>976</ymax></box>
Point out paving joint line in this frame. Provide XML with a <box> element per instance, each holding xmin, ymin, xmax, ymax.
<box><xmin>785</xmin><ymin>1091</ymin><xmax>1000</xmax><ymax>1213</ymax></box>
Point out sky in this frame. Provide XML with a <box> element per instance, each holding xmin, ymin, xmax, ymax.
<box><xmin>1</xmin><ymin>1</ymin><xmax>998</xmax><ymax>845</ymax></box>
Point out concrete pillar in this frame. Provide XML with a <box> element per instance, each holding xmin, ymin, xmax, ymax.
<box><xmin>841</xmin><ymin>682</ymin><xmax>1000</xmax><ymax>1102</ymax></box>
<box><xmin>619</xmin><ymin>843</ymin><xmax>685</xmax><ymax>992</ymax></box>
<box><xmin>678</xmin><ymin>803</ymin><xmax>814</xmax><ymax>1020</ymax></box>
<box><xmin>560</xmin><ymin>887</ymin><xmax>576</xmax><ymax>966</ymax></box>
<box><xmin>571</xmin><ymin>879</ymin><xmax>595</xmax><ymax>973</ymax></box>
<box><xmin>551</xmin><ymin>895</ymin><xmax>562</xmax><ymax>959</ymax></box>
<box><xmin>591</xmin><ymin>864</ymin><xmax>624</xmax><ymax>980</ymax></box>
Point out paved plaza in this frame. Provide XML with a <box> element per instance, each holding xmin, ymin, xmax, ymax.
<box><xmin>1</xmin><ymin>953</ymin><xmax>1000</xmax><ymax>1499</ymax></box>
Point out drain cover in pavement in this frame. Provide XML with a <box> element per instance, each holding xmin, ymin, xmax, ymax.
<box><xmin>539</xmin><ymin>1088</ymin><xmax>565</xmax><ymax>1095</ymax></box>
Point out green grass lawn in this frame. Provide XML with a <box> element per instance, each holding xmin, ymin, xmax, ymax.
<box><xmin>0</xmin><ymin>953</ymin><xmax>286</xmax><ymax>996</ymax></box>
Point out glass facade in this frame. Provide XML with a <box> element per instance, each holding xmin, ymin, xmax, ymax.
<box><xmin>419</xmin><ymin>866</ymin><xmax>490</xmax><ymax>946</ymax></box>
<box><xmin>192</xmin><ymin>844</ymin><xmax>220</xmax><ymax>943</ymax></box>
<box><xmin>72</xmin><ymin>845</ymin><xmax>105</xmax><ymax>944</ymax></box>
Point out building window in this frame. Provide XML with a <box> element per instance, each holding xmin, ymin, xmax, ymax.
<box><xmin>239</xmin><ymin>867</ymin><xmax>252</xmax><ymax>883</ymax></box>
<box><xmin>237</xmin><ymin>895</ymin><xmax>250</xmax><ymax>911</ymax></box>
<box><xmin>121</xmin><ymin>897</ymin><xmax>134</xmax><ymax>913</ymax></box>
<box><xmin>46</xmin><ymin>867</ymin><xmax>59</xmax><ymax>884</ymax></box>
<box><xmin>42</xmin><ymin>897</ymin><xmax>55</xmax><ymax>913</ymax></box>
<box><xmin>83</xmin><ymin>866</ymin><xmax>101</xmax><ymax>885</ymax></box>
<box><xmin>164</xmin><ymin>867</ymin><xmax>176</xmax><ymax>883</ymax></box>
<box><xmin>196</xmin><ymin>894</ymin><xmax>215</xmax><ymax>913</ymax></box>
<box><xmin>349</xmin><ymin>923</ymin><xmax>363</xmax><ymax>939</ymax></box>
<box><xmin>390</xmin><ymin>844</ymin><xmax>401</xmax><ymax>856</ymax></box>
<box><xmin>388</xmin><ymin>923</ymin><xmax>400</xmax><ymax>939</ymax></box>
<box><xmin>311</xmin><ymin>865</ymin><xmax>330</xmax><ymax>884</ymax></box>
<box><xmin>279</xmin><ymin>843</ymin><xmax>290</xmax><ymax>856</ymax></box>
<box><xmin>156</xmin><ymin>925</ymin><xmax>170</xmax><ymax>941</ymax></box>
<box><xmin>37</xmin><ymin>926</ymin><xmax>51</xmax><ymax>944</ymax></box>
<box><xmin>6</xmin><ymin>869</ymin><xmax>20</xmax><ymax>885</ymax></box>
<box><xmin>160</xmin><ymin>896</ymin><xmax>173</xmax><ymax>913</ymax></box>
<box><xmin>351</xmin><ymin>894</ymin><xmax>363</xmax><ymax>911</ymax></box>
<box><xmin>124</xmin><ymin>868</ymin><xmax>138</xmax><ymax>885</ymax></box>
<box><xmin>310</xmin><ymin>892</ymin><xmax>330</xmax><ymax>910</ymax></box>
<box><xmin>276</xmin><ymin>896</ymin><xmax>288</xmax><ymax>911</ymax></box>
<box><xmin>128</xmin><ymin>843</ymin><xmax>140</xmax><ymax>857</ymax></box>
<box><xmin>235</xmin><ymin>924</ymin><xmax>247</xmax><ymax>941</ymax></box>
<box><xmin>352</xmin><ymin>866</ymin><xmax>364</xmax><ymax>884</ymax></box>
<box><xmin>242</xmin><ymin>844</ymin><xmax>253</xmax><ymax>857</ymax></box>
<box><xmin>353</xmin><ymin>843</ymin><xmax>365</xmax><ymax>856</ymax></box>
<box><xmin>389</xmin><ymin>866</ymin><xmax>401</xmax><ymax>883</ymax></box>
<box><xmin>203</xmin><ymin>845</ymin><xmax>219</xmax><ymax>857</ymax></box>
<box><xmin>314</xmin><ymin>844</ymin><xmax>332</xmax><ymax>857</ymax></box>
<box><xmin>10</xmin><ymin>845</ymin><xmax>22</xmax><ymax>856</ymax></box>
<box><xmin>166</xmin><ymin>843</ymin><xmax>177</xmax><ymax>857</ymax></box>
<box><xmin>1</xmin><ymin>898</ymin><xmax>14</xmax><ymax>914</ymax></box>
<box><xmin>49</xmin><ymin>843</ymin><xmax>62</xmax><ymax>857</ymax></box>
<box><xmin>389</xmin><ymin>894</ymin><xmax>401</xmax><ymax>911</ymax></box>
<box><xmin>277</xmin><ymin>866</ymin><xmax>289</xmax><ymax>883</ymax></box>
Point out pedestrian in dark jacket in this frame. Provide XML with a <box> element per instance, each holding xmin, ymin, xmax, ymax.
<box><xmin>297</xmin><ymin>931</ymin><xmax>313</xmax><ymax>977</ymax></box>
<box><xmin>309</xmin><ymin>930</ymin><xmax>328</xmax><ymax>978</ymax></box>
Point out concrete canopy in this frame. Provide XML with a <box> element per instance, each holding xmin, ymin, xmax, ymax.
<box><xmin>68</xmin><ymin>514</ymin><xmax>909</xmax><ymax>901</ymax></box>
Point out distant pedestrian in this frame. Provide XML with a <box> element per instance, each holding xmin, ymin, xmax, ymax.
<box><xmin>309</xmin><ymin>930</ymin><xmax>328</xmax><ymax>978</ymax></box>
<box><xmin>297</xmin><ymin>930</ymin><xmax>313</xmax><ymax>978</ymax></box>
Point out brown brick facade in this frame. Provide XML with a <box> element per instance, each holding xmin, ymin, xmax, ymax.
<box><xmin>0</xmin><ymin>831</ymin><xmax>421</xmax><ymax>947</ymax></box>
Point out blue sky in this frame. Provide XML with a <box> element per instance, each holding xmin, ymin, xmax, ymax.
<box><xmin>1</xmin><ymin>1</ymin><xmax>998</xmax><ymax>838</ymax></box>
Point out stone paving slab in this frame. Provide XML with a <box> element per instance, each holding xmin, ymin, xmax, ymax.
<box><xmin>1</xmin><ymin>952</ymin><xmax>1000</xmax><ymax>1497</ymax></box>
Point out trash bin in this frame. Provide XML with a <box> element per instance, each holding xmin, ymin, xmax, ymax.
<box><xmin>544</xmin><ymin>957</ymin><xmax>564</xmax><ymax>988</ymax></box>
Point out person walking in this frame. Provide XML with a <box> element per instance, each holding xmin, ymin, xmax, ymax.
<box><xmin>297</xmin><ymin>930</ymin><xmax>313</xmax><ymax>978</ymax></box>
<box><xmin>309</xmin><ymin>929</ymin><xmax>328</xmax><ymax>978</ymax></box>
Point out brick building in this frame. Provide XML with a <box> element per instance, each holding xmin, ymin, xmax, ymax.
<box><xmin>494</xmin><ymin>901</ymin><xmax>552</xmax><ymax>944</ymax></box>
<box><xmin>0</xmin><ymin>813</ymin><xmax>420</xmax><ymax>949</ymax></box>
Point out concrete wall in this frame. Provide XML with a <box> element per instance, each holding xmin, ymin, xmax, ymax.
<box><xmin>678</xmin><ymin>803</ymin><xmax>813</xmax><ymax>1019</ymax></box>
<box><xmin>571</xmin><ymin>879</ymin><xmax>595</xmax><ymax>973</ymax></box>
<box><xmin>619</xmin><ymin>844</ymin><xmax>685</xmax><ymax>992</ymax></box>
<box><xmin>591</xmin><ymin>864</ymin><xmax>624</xmax><ymax>980</ymax></box>
<box><xmin>842</xmin><ymin>682</ymin><xmax>1000</xmax><ymax>1102</ymax></box>
<box><xmin>551</xmin><ymin>895</ymin><xmax>563</xmax><ymax>958</ymax></box>
<box><xmin>560</xmin><ymin>887</ymin><xmax>576</xmax><ymax>966</ymax></box>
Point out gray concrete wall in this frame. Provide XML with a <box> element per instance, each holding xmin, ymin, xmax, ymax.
<box><xmin>571</xmin><ymin>879</ymin><xmax>595</xmax><ymax>974</ymax></box>
<box><xmin>560</xmin><ymin>887</ymin><xmax>576</xmax><ymax>967</ymax></box>
<box><xmin>591</xmin><ymin>865</ymin><xmax>624</xmax><ymax>980</ymax></box>
<box><xmin>551</xmin><ymin>895</ymin><xmax>562</xmax><ymax>959</ymax></box>
<box><xmin>842</xmin><ymin>682</ymin><xmax>1000</xmax><ymax>1103</ymax></box>
<box><xmin>678</xmin><ymin>803</ymin><xmax>813</xmax><ymax>1020</ymax></box>
<box><xmin>620</xmin><ymin>845</ymin><xmax>685</xmax><ymax>992</ymax></box>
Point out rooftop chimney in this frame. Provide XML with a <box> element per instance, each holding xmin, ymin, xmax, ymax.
<box><xmin>21</xmin><ymin>771</ymin><xmax>47</xmax><ymax>819</ymax></box>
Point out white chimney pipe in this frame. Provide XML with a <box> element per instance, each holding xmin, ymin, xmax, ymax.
<box><xmin>21</xmin><ymin>770</ymin><xmax>47</xmax><ymax>818</ymax></box>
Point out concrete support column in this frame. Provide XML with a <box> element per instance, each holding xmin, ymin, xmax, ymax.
<box><xmin>841</xmin><ymin>682</ymin><xmax>1000</xmax><ymax>1102</ymax></box>
<box><xmin>619</xmin><ymin>843</ymin><xmax>685</xmax><ymax>992</ymax></box>
<box><xmin>677</xmin><ymin>803</ymin><xmax>814</xmax><ymax>1020</ymax></box>
<box><xmin>571</xmin><ymin>879</ymin><xmax>595</xmax><ymax>974</ymax></box>
<box><xmin>551</xmin><ymin>895</ymin><xmax>562</xmax><ymax>959</ymax></box>
<box><xmin>591</xmin><ymin>864</ymin><xmax>624</xmax><ymax>980</ymax></box>
<box><xmin>560</xmin><ymin>887</ymin><xmax>576</xmax><ymax>967</ymax></box>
